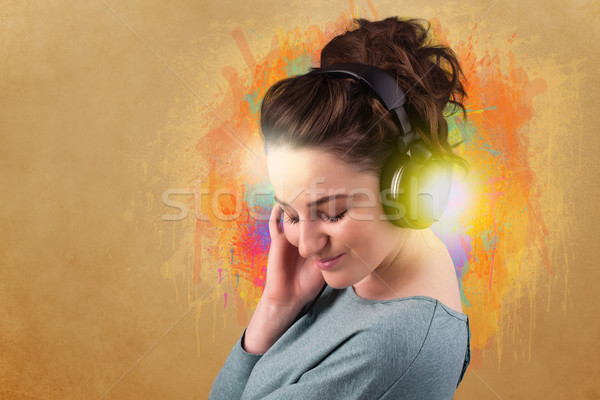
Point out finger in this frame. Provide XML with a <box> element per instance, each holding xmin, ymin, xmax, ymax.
<box><xmin>268</xmin><ymin>204</ymin><xmax>284</xmax><ymax>238</ymax></box>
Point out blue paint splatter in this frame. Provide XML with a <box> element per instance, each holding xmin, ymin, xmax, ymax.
<box><xmin>244</xmin><ymin>90</ymin><xmax>262</xmax><ymax>116</ymax></box>
<box><xmin>250</xmin><ymin>29</ymin><xmax>262</xmax><ymax>39</ymax></box>
<box><xmin>211</xmin><ymin>153</ymin><xmax>224</xmax><ymax>164</ymax></box>
<box><xmin>284</xmin><ymin>54</ymin><xmax>315</xmax><ymax>76</ymax></box>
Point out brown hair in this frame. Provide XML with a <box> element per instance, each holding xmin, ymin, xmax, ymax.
<box><xmin>260</xmin><ymin>16</ymin><xmax>469</xmax><ymax>176</ymax></box>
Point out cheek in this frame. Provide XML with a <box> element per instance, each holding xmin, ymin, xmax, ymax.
<box><xmin>283</xmin><ymin>225</ymin><xmax>300</xmax><ymax>247</ymax></box>
<box><xmin>320</xmin><ymin>218</ymin><xmax>363</xmax><ymax>249</ymax></box>
<box><xmin>335</xmin><ymin>216</ymin><xmax>387</xmax><ymax>255</ymax></box>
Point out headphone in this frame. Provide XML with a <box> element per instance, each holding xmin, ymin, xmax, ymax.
<box><xmin>307</xmin><ymin>63</ymin><xmax>452</xmax><ymax>229</ymax></box>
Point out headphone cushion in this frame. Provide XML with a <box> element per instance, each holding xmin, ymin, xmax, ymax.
<box><xmin>380</xmin><ymin>152</ymin><xmax>452</xmax><ymax>229</ymax></box>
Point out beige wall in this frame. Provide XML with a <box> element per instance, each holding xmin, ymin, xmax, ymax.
<box><xmin>1</xmin><ymin>1</ymin><xmax>599</xmax><ymax>398</ymax></box>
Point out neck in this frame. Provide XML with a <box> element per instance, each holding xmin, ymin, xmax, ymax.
<box><xmin>353</xmin><ymin>228</ymin><xmax>438</xmax><ymax>300</ymax></box>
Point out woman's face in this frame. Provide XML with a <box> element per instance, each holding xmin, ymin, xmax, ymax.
<box><xmin>266</xmin><ymin>144</ymin><xmax>405</xmax><ymax>289</ymax></box>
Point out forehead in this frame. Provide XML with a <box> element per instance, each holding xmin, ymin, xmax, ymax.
<box><xmin>266</xmin><ymin>145</ymin><xmax>376</xmax><ymax>205</ymax></box>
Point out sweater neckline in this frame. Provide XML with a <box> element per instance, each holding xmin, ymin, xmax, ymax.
<box><xmin>346</xmin><ymin>285</ymin><xmax>468</xmax><ymax>321</ymax></box>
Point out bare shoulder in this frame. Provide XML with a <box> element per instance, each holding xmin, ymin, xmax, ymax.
<box><xmin>414</xmin><ymin>232</ymin><xmax>464</xmax><ymax>314</ymax></box>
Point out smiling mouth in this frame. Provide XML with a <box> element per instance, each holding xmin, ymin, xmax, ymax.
<box><xmin>316</xmin><ymin>253</ymin><xmax>343</xmax><ymax>262</ymax></box>
<box><xmin>314</xmin><ymin>253</ymin><xmax>345</xmax><ymax>271</ymax></box>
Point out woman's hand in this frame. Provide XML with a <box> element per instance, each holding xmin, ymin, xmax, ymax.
<box><xmin>261</xmin><ymin>205</ymin><xmax>325</xmax><ymax>310</ymax></box>
<box><xmin>242</xmin><ymin>206</ymin><xmax>325</xmax><ymax>355</ymax></box>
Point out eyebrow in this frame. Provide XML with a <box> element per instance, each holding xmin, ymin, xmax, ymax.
<box><xmin>274</xmin><ymin>193</ymin><xmax>349</xmax><ymax>208</ymax></box>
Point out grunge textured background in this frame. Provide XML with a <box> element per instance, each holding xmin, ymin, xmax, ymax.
<box><xmin>1</xmin><ymin>1</ymin><xmax>598</xmax><ymax>399</ymax></box>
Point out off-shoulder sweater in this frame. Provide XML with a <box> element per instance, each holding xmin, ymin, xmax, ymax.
<box><xmin>209</xmin><ymin>284</ymin><xmax>471</xmax><ymax>399</ymax></box>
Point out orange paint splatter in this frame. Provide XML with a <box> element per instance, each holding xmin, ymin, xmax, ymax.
<box><xmin>178</xmin><ymin>10</ymin><xmax>551</xmax><ymax>370</ymax></box>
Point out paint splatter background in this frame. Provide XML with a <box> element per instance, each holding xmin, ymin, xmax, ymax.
<box><xmin>1</xmin><ymin>1</ymin><xmax>598</xmax><ymax>399</ymax></box>
<box><xmin>182</xmin><ymin>11</ymin><xmax>553</xmax><ymax>364</ymax></box>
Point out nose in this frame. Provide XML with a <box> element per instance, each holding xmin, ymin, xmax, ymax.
<box><xmin>297</xmin><ymin>218</ymin><xmax>329</xmax><ymax>259</ymax></box>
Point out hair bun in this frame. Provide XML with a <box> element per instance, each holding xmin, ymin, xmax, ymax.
<box><xmin>319</xmin><ymin>16</ymin><xmax>468</xmax><ymax>170</ymax></box>
<box><xmin>260</xmin><ymin>16</ymin><xmax>469</xmax><ymax>178</ymax></box>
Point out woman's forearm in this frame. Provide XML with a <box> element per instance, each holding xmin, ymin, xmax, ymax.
<box><xmin>242</xmin><ymin>299</ymin><xmax>304</xmax><ymax>354</ymax></box>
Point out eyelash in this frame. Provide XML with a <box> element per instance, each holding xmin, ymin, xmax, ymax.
<box><xmin>281</xmin><ymin>208</ymin><xmax>347</xmax><ymax>225</ymax></box>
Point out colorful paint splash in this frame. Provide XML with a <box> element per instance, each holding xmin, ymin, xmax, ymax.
<box><xmin>171</xmin><ymin>8</ymin><xmax>550</xmax><ymax>366</ymax></box>
<box><xmin>429</xmin><ymin>18</ymin><xmax>550</xmax><ymax>367</ymax></box>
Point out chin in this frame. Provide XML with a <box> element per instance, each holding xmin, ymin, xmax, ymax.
<box><xmin>321</xmin><ymin>274</ymin><xmax>359</xmax><ymax>290</ymax></box>
<box><xmin>323</xmin><ymin>280</ymin><xmax>348</xmax><ymax>290</ymax></box>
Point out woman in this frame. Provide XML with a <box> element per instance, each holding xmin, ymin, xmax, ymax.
<box><xmin>209</xmin><ymin>16</ymin><xmax>471</xmax><ymax>399</ymax></box>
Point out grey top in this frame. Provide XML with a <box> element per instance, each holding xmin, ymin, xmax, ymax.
<box><xmin>209</xmin><ymin>284</ymin><xmax>471</xmax><ymax>400</ymax></box>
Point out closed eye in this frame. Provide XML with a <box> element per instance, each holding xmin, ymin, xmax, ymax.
<box><xmin>279</xmin><ymin>206</ymin><xmax>347</xmax><ymax>225</ymax></box>
<box><xmin>284</xmin><ymin>214</ymin><xmax>299</xmax><ymax>224</ymax></box>
<box><xmin>324</xmin><ymin>210</ymin><xmax>347</xmax><ymax>223</ymax></box>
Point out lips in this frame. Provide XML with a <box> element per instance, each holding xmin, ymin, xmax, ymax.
<box><xmin>316</xmin><ymin>254</ymin><xmax>343</xmax><ymax>262</ymax></box>
<box><xmin>314</xmin><ymin>253</ymin><xmax>345</xmax><ymax>271</ymax></box>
